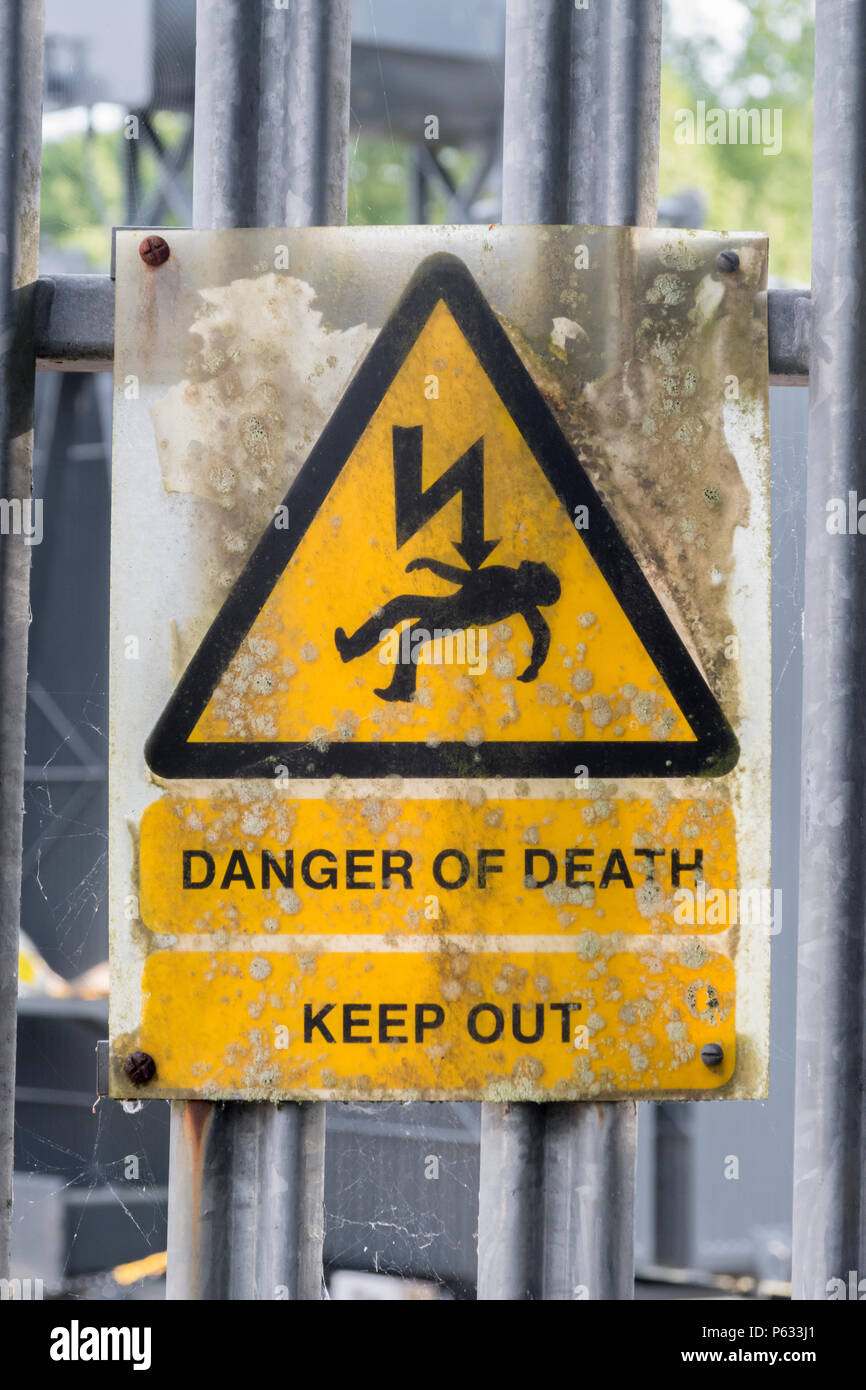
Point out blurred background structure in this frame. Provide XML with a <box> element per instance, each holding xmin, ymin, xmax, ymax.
<box><xmin>13</xmin><ymin>0</ymin><xmax>811</xmax><ymax>1299</ymax></box>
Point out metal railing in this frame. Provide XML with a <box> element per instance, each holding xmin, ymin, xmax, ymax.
<box><xmin>0</xmin><ymin>0</ymin><xmax>45</xmax><ymax>1284</ymax></box>
<box><xmin>791</xmin><ymin>0</ymin><xmax>866</xmax><ymax>1302</ymax></box>
<box><xmin>1</xmin><ymin>0</ymin><xmax>860</xmax><ymax>1300</ymax></box>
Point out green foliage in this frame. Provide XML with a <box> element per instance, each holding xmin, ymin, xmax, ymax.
<box><xmin>347</xmin><ymin>139</ymin><xmax>482</xmax><ymax>226</ymax></box>
<box><xmin>40</xmin><ymin>112</ymin><xmax>191</xmax><ymax>269</ymax></box>
<box><xmin>348</xmin><ymin>138</ymin><xmax>409</xmax><ymax>226</ymax></box>
<box><xmin>660</xmin><ymin>0</ymin><xmax>814</xmax><ymax>284</ymax></box>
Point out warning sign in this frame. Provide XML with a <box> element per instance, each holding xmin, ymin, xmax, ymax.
<box><xmin>110</xmin><ymin>226</ymin><xmax>770</xmax><ymax>1102</ymax></box>
<box><xmin>139</xmin><ymin>794</ymin><xmax>737</xmax><ymax>938</ymax></box>
<box><xmin>146</xmin><ymin>254</ymin><xmax>737</xmax><ymax>781</ymax></box>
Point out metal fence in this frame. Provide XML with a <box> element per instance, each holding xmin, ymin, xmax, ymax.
<box><xmin>0</xmin><ymin>0</ymin><xmax>860</xmax><ymax>1301</ymax></box>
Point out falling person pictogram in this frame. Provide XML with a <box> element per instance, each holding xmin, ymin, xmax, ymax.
<box><xmin>334</xmin><ymin>556</ymin><xmax>562</xmax><ymax>702</ymax></box>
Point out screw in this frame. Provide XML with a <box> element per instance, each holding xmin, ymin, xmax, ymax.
<box><xmin>124</xmin><ymin>1051</ymin><xmax>157</xmax><ymax>1085</ymax></box>
<box><xmin>701</xmin><ymin>1042</ymin><xmax>724</xmax><ymax>1068</ymax></box>
<box><xmin>139</xmin><ymin>235</ymin><xmax>170</xmax><ymax>268</ymax></box>
<box><xmin>717</xmin><ymin>249</ymin><xmax>740</xmax><ymax>273</ymax></box>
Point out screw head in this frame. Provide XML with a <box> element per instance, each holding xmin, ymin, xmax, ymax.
<box><xmin>701</xmin><ymin>1042</ymin><xmax>724</xmax><ymax>1068</ymax></box>
<box><xmin>717</xmin><ymin>249</ymin><xmax>740</xmax><ymax>273</ymax></box>
<box><xmin>123</xmin><ymin>1050</ymin><xmax>157</xmax><ymax>1085</ymax></box>
<box><xmin>139</xmin><ymin>235</ymin><xmax>170</xmax><ymax>267</ymax></box>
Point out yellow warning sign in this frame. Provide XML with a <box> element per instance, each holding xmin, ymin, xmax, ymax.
<box><xmin>190</xmin><ymin>298</ymin><xmax>694</xmax><ymax>754</ymax></box>
<box><xmin>145</xmin><ymin>255</ymin><xmax>736</xmax><ymax>782</ymax></box>
<box><xmin>133</xmin><ymin>788</ymin><xmax>739</xmax><ymax>1097</ymax></box>
<box><xmin>110</xmin><ymin>231</ymin><xmax>769</xmax><ymax>1103</ymax></box>
<box><xmin>140</xmin><ymin>793</ymin><xmax>737</xmax><ymax>939</ymax></box>
<box><xmin>138</xmin><ymin>947</ymin><xmax>736</xmax><ymax>1098</ymax></box>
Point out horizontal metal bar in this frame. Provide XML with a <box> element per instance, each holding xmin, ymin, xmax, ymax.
<box><xmin>16</xmin><ymin>996</ymin><xmax>107</xmax><ymax>1021</ymax></box>
<box><xmin>16</xmin><ymin>1084</ymin><xmax>99</xmax><ymax>1109</ymax></box>
<box><xmin>768</xmin><ymin>287</ymin><xmax>811</xmax><ymax>386</ymax></box>
<box><xmin>34</xmin><ymin>275</ymin><xmax>115</xmax><ymax>372</ymax></box>
<box><xmin>23</xmin><ymin>766</ymin><xmax>106</xmax><ymax>782</ymax></box>
<box><xmin>33</xmin><ymin>274</ymin><xmax>811</xmax><ymax>383</ymax></box>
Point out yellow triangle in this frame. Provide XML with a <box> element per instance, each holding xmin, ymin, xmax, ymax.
<box><xmin>191</xmin><ymin>300</ymin><xmax>695</xmax><ymax>750</ymax></box>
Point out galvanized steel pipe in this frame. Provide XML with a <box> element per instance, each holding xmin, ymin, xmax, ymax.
<box><xmin>477</xmin><ymin>0</ymin><xmax>662</xmax><ymax>1301</ymax></box>
<box><xmin>166</xmin><ymin>0</ymin><xmax>352</xmax><ymax>1301</ymax></box>
<box><xmin>792</xmin><ymin>0</ymin><xmax>866</xmax><ymax>1301</ymax></box>
<box><xmin>0</xmin><ymin>0</ymin><xmax>44</xmax><ymax>1281</ymax></box>
<box><xmin>501</xmin><ymin>0</ymin><xmax>661</xmax><ymax>227</ymax></box>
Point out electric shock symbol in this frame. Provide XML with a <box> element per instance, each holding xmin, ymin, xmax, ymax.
<box><xmin>334</xmin><ymin>426</ymin><xmax>561</xmax><ymax>702</ymax></box>
<box><xmin>393</xmin><ymin>425</ymin><xmax>499</xmax><ymax>570</ymax></box>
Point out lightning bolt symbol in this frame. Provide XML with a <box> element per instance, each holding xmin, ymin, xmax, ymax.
<box><xmin>392</xmin><ymin>424</ymin><xmax>500</xmax><ymax>570</ymax></box>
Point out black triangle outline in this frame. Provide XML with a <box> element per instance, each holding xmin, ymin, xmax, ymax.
<box><xmin>146</xmin><ymin>252</ymin><xmax>739</xmax><ymax>781</ymax></box>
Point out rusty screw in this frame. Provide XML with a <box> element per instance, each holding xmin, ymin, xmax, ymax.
<box><xmin>701</xmin><ymin>1043</ymin><xmax>724</xmax><ymax>1068</ymax></box>
<box><xmin>139</xmin><ymin>235</ymin><xmax>170</xmax><ymax>268</ymax></box>
<box><xmin>124</xmin><ymin>1051</ymin><xmax>157</xmax><ymax>1085</ymax></box>
<box><xmin>717</xmin><ymin>249</ymin><xmax>740</xmax><ymax>273</ymax></box>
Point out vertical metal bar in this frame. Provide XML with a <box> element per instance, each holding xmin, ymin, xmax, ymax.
<box><xmin>479</xmin><ymin>1100</ymin><xmax>642</xmax><ymax>1301</ymax></box>
<box><xmin>792</xmin><ymin>0</ymin><xmax>866</xmax><ymax>1300</ymax></box>
<box><xmin>168</xmin><ymin>1100</ymin><xmax>326</xmax><ymax>1299</ymax></box>
<box><xmin>501</xmin><ymin>0</ymin><xmax>661</xmax><ymax>225</ymax></box>
<box><xmin>192</xmin><ymin>0</ymin><xmax>351</xmax><ymax>228</ymax></box>
<box><xmin>653</xmin><ymin>1103</ymin><xmax>693</xmax><ymax>1268</ymax></box>
<box><xmin>477</xmin><ymin>1105</ymin><xmax>543</xmax><ymax>1299</ymax></box>
<box><xmin>0</xmin><ymin>0</ymin><xmax>44</xmax><ymax>1281</ymax></box>
<box><xmin>541</xmin><ymin>1103</ymin><xmax>639</xmax><ymax>1300</ymax></box>
<box><xmin>478</xmin><ymin>0</ymin><xmax>662</xmax><ymax>1301</ymax></box>
<box><xmin>166</xmin><ymin>0</ymin><xmax>352</xmax><ymax>1301</ymax></box>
